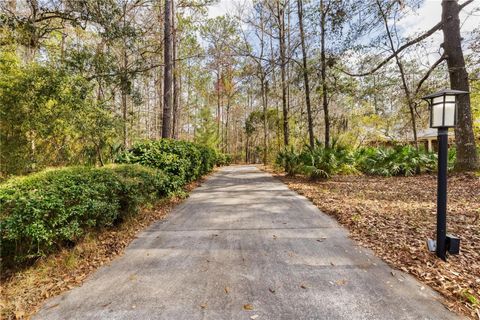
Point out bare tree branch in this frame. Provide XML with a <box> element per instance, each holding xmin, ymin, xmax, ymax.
<box><xmin>413</xmin><ymin>54</ymin><xmax>446</xmax><ymax>97</ymax></box>
<box><xmin>341</xmin><ymin>0</ymin><xmax>474</xmax><ymax>77</ymax></box>
<box><xmin>342</xmin><ymin>21</ymin><xmax>442</xmax><ymax>77</ymax></box>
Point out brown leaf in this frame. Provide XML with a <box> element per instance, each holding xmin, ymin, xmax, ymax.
<box><xmin>243</xmin><ymin>304</ymin><xmax>254</xmax><ymax>310</ymax></box>
<box><xmin>14</xmin><ymin>310</ymin><xmax>25</xmax><ymax>319</ymax></box>
<box><xmin>335</xmin><ymin>279</ymin><xmax>347</xmax><ymax>286</ymax></box>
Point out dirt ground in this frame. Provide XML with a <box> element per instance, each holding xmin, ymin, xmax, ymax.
<box><xmin>263</xmin><ymin>166</ymin><xmax>479</xmax><ymax>319</ymax></box>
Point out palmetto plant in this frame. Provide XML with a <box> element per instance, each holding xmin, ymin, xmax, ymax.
<box><xmin>276</xmin><ymin>142</ymin><xmax>442</xmax><ymax>179</ymax></box>
<box><xmin>299</xmin><ymin>140</ymin><xmax>358</xmax><ymax>180</ymax></box>
<box><xmin>355</xmin><ymin>145</ymin><xmax>437</xmax><ymax>176</ymax></box>
<box><xmin>276</xmin><ymin>146</ymin><xmax>303</xmax><ymax>177</ymax></box>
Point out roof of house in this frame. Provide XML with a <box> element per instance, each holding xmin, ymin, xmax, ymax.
<box><xmin>416</xmin><ymin>128</ymin><xmax>454</xmax><ymax>140</ymax></box>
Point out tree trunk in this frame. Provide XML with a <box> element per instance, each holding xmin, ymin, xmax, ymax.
<box><xmin>172</xmin><ymin>0</ymin><xmax>180</xmax><ymax>139</ymax></box>
<box><xmin>121</xmin><ymin>25</ymin><xmax>129</xmax><ymax>149</ymax></box>
<box><xmin>122</xmin><ymin>90</ymin><xmax>128</xmax><ymax>148</ymax></box>
<box><xmin>156</xmin><ymin>1</ymin><xmax>164</xmax><ymax>139</ymax></box>
<box><xmin>270</xmin><ymin>35</ymin><xmax>281</xmax><ymax>152</ymax></box>
<box><xmin>216</xmin><ymin>68</ymin><xmax>221</xmax><ymax>141</ymax></box>
<box><xmin>224</xmin><ymin>104</ymin><xmax>230</xmax><ymax>153</ymax></box>
<box><xmin>162</xmin><ymin>0</ymin><xmax>173</xmax><ymax>138</ymax></box>
<box><xmin>297</xmin><ymin>0</ymin><xmax>314</xmax><ymax>148</ymax></box>
<box><xmin>442</xmin><ymin>0</ymin><xmax>479</xmax><ymax>170</ymax></box>
<box><xmin>320</xmin><ymin>0</ymin><xmax>329</xmax><ymax>148</ymax></box>
<box><xmin>277</xmin><ymin>1</ymin><xmax>289</xmax><ymax>146</ymax></box>
<box><xmin>261</xmin><ymin>75</ymin><xmax>268</xmax><ymax>165</ymax></box>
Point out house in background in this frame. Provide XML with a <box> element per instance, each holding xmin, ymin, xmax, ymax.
<box><xmin>416</xmin><ymin>128</ymin><xmax>455</xmax><ymax>152</ymax></box>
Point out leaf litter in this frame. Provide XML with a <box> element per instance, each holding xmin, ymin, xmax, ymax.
<box><xmin>263</xmin><ymin>167</ymin><xmax>480</xmax><ymax>319</ymax></box>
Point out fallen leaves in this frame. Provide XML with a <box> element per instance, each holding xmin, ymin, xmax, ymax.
<box><xmin>335</xmin><ymin>279</ymin><xmax>347</xmax><ymax>286</ymax></box>
<box><xmin>268</xmin><ymin>168</ymin><xmax>480</xmax><ymax>319</ymax></box>
<box><xmin>243</xmin><ymin>304</ymin><xmax>254</xmax><ymax>310</ymax></box>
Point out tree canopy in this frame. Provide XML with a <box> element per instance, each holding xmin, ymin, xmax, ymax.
<box><xmin>1</xmin><ymin>0</ymin><xmax>479</xmax><ymax>177</ymax></box>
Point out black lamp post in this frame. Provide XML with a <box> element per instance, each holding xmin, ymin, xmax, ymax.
<box><xmin>422</xmin><ymin>89</ymin><xmax>468</xmax><ymax>261</ymax></box>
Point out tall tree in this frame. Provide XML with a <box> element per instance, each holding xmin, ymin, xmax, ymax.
<box><xmin>274</xmin><ymin>0</ymin><xmax>289</xmax><ymax>146</ymax></box>
<box><xmin>172</xmin><ymin>0</ymin><xmax>180</xmax><ymax>139</ymax></box>
<box><xmin>343</xmin><ymin>0</ymin><xmax>478</xmax><ymax>170</ymax></box>
<box><xmin>297</xmin><ymin>0</ymin><xmax>314</xmax><ymax>148</ymax></box>
<box><xmin>162</xmin><ymin>0</ymin><xmax>173</xmax><ymax>138</ymax></box>
<box><xmin>442</xmin><ymin>0</ymin><xmax>478</xmax><ymax>170</ymax></box>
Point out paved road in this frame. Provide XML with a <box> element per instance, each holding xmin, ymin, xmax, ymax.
<box><xmin>35</xmin><ymin>166</ymin><xmax>459</xmax><ymax>320</ymax></box>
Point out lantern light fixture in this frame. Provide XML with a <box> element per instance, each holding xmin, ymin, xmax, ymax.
<box><xmin>422</xmin><ymin>89</ymin><xmax>468</xmax><ymax>129</ymax></box>
<box><xmin>422</xmin><ymin>88</ymin><xmax>468</xmax><ymax>261</ymax></box>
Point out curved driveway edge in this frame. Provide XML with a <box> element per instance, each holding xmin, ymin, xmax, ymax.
<box><xmin>34</xmin><ymin>165</ymin><xmax>460</xmax><ymax>320</ymax></box>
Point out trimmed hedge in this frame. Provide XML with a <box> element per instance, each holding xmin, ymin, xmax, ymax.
<box><xmin>215</xmin><ymin>153</ymin><xmax>232</xmax><ymax>166</ymax></box>
<box><xmin>117</xmin><ymin>139</ymin><xmax>223</xmax><ymax>182</ymax></box>
<box><xmin>0</xmin><ymin>165</ymin><xmax>170</xmax><ymax>266</ymax></box>
<box><xmin>1</xmin><ymin>139</ymin><xmax>224</xmax><ymax>267</ymax></box>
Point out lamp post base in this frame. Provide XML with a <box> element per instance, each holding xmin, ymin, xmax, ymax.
<box><xmin>427</xmin><ymin>235</ymin><xmax>460</xmax><ymax>257</ymax></box>
<box><xmin>427</xmin><ymin>239</ymin><xmax>436</xmax><ymax>252</ymax></box>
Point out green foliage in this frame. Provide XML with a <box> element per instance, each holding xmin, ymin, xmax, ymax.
<box><xmin>0</xmin><ymin>165</ymin><xmax>168</xmax><ymax>266</ymax></box>
<box><xmin>276</xmin><ymin>147</ymin><xmax>303</xmax><ymax>177</ymax></box>
<box><xmin>276</xmin><ymin>142</ymin><xmax>357</xmax><ymax>179</ymax></box>
<box><xmin>0</xmin><ymin>52</ymin><xmax>120</xmax><ymax>177</ymax></box>
<box><xmin>1</xmin><ymin>138</ymin><xmax>224</xmax><ymax>268</ymax></box>
<box><xmin>276</xmin><ymin>143</ymin><xmax>440</xmax><ymax>178</ymax></box>
<box><xmin>215</xmin><ymin>153</ymin><xmax>232</xmax><ymax>166</ymax></box>
<box><xmin>356</xmin><ymin>145</ymin><xmax>437</xmax><ymax>177</ymax></box>
<box><xmin>300</xmin><ymin>141</ymin><xmax>358</xmax><ymax>179</ymax></box>
<box><xmin>117</xmin><ymin>139</ymin><xmax>219</xmax><ymax>187</ymax></box>
<box><xmin>194</xmin><ymin>107</ymin><xmax>219</xmax><ymax>148</ymax></box>
<box><xmin>198</xmin><ymin>144</ymin><xmax>217</xmax><ymax>174</ymax></box>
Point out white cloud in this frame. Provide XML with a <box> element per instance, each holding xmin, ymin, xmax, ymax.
<box><xmin>397</xmin><ymin>0</ymin><xmax>479</xmax><ymax>37</ymax></box>
<box><xmin>208</xmin><ymin>0</ymin><xmax>236</xmax><ymax>18</ymax></box>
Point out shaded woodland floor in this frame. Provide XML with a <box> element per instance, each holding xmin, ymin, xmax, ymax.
<box><xmin>264</xmin><ymin>167</ymin><xmax>480</xmax><ymax>318</ymax></box>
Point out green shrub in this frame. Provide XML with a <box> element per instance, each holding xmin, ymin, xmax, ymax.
<box><xmin>117</xmin><ymin>139</ymin><xmax>219</xmax><ymax>193</ymax></box>
<box><xmin>276</xmin><ymin>147</ymin><xmax>302</xmax><ymax>176</ymax></box>
<box><xmin>355</xmin><ymin>145</ymin><xmax>437</xmax><ymax>176</ymax></box>
<box><xmin>117</xmin><ymin>140</ymin><xmax>187</xmax><ymax>186</ymax></box>
<box><xmin>215</xmin><ymin>153</ymin><xmax>232</xmax><ymax>166</ymax></box>
<box><xmin>0</xmin><ymin>165</ymin><xmax>168</xmax><ymax>266</ymax></box>
<box><xmin>117</xmin><ymin>139</ymin><xmax>217</xmax><ymax>184</ymax></box>
<box><xmin>299</xmin><ymin>142</ymin><xmax>358</xmax><ymax>179</ymax></box>
<box><xmin>275</xmin><ymin>143</ymin><xmax>438</xmax><ymax>178</ymax></box>
<box><xmin>198</xmin><ymin>145</ymin><xmax>217</xmax><ymax>174</ymax></box>
<box><xmin>1</xmin><ymin>139</ymin><xmax>220</xmax><ymax>268</ymax></box>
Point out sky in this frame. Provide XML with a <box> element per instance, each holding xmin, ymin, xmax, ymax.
<box><xmin>208</xmin><ymin>0</ymin><xmax>480</xmax><ymax>35</ymax></box>
<box><xmin>207</xmin><ymin>0</ymin><xmax>479</xmax><ymax>68</ymax></box>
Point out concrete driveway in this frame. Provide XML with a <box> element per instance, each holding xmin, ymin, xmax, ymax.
<box><xmin>34</xmin><ymin>165</ymin><xmax>459</xmax><ymax>320</ymax></box>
